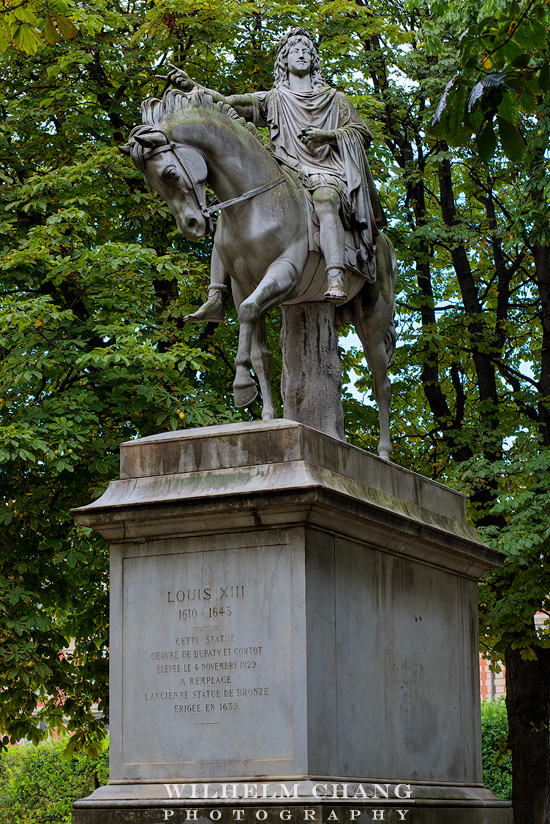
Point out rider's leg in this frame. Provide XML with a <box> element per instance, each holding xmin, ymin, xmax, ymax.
<box><xmin>312</xmin><ymin>186</ymin><xmax>347</xmax><ymax>301</ymax></box>
<box><xmin>183</xmin><ymin>245</ymin><xmax>230</xmax><ymax>323</ymax></box>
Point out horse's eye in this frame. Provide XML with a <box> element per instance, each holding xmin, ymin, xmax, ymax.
<box><xmin>163</xmin><ymin>168</ymin><xmax>178</xmax><ymax>182</ymax></box>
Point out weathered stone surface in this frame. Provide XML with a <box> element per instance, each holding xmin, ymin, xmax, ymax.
<box><xmin>116</xmin><ymin>534</ymin><xmax>301</xmax><ymax>775</ymax></box>
<box><xmin>100</xmin><ymin>523</ymin><xmax>482</xmax><ymax>784</ymax></box>
<box><xmin>76</xmin><ymin>420</ymin><xmax>499</xmax><ymax>579</ymax></box>
<box><xmin>280</xmin><ymin>304</ymin><xmax>345</xmax><ymax>441</ymax></box>
<box><xmin>71</xmin><ymin>422</ymin><xmax>510</xmax><ymax>823</ymax></box>
<box><xmin>116</xmin><ymin>420</ymin><xmax>461</xmax><ymax>522</ymax></box>
<box><xmin>72</xmin><ymin>800</ymin><xmax>512</xmax><ymax>824</ymax></box>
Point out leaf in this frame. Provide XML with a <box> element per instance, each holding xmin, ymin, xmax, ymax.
<box><xmin>0</xmin><ymin>20</ymin><xmax>11</xmax><ymax>53</ymax></box>
<box><xmin>477</xmin><ymin>120</ymin><xmax>497</xmax><ymax>162</ymax></box>
<box><xmin>432</xmin><ymin>73</ymin><xmax>461</xmax><ymax>125</ymax></box>
<box><xmin>538</xmin><ymin>63</ymin><xmax>550</xmax><ymax>93</ymax></box>
<box><xmin>520</xmin><ymin>647</ymin><xmax>538</xmax><ymax>661</ymax></box>
<box><xmin>467</xmin><ymin>80</ymin><xmax>485</xmax><ymax>112</ymax></box>
<box><xmin>425</xmin><ymin>32</ymin><xmax>444</xmax><ymax>57</ymax></box>
<box><xmin>511</xmin><ymin>53</ymin><xmax>531</xmax><ymax>68</ymax></box>
<box><xmin>468</xmin><ymin>72</ymin><xmax>518</xmax><ymax>113</ymax></box>
<box><xmin>44</xmin><ymin>14</ymin><xmax>59</xmax><ymax>46</ymax></box>
<box><xmin>11</xmin><ymin>23</ymin><xmax>42</xmax><ymax>55</ymax></box>
<box><xmin>497</xmin><ymin>93</ymin><xmax>521</xmax><ymax>127</ymax></box>
<box><xmin>497</xmin><ymin>117</ymin><xmax>525</xmax><ymax>162</ymax></box>
<box><xmin>51</xmin><ymin>14</ymin><xmax>77</xmax><ymax>40</ymax></box>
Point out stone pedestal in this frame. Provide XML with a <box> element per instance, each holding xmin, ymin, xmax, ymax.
<box><xmin>71</xmin><ymin>420</ymin><xmax>511</xmax><ymax>823</ymax></box>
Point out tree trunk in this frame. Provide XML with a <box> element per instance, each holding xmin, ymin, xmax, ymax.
<box><xmin>533</xmin><ymin>241</ymin><xmax>550</xmax><ymax>447</ymax></box>
<box><xmin>505</xmin><ymin>645</ymin><xmax>550</xmax><ymax>824</ymax></box>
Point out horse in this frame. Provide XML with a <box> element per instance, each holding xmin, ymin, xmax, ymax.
<box><xmin>121</xmin><ymin>90</ymin><xmax>396</xmax><ymax>460</ymax></box>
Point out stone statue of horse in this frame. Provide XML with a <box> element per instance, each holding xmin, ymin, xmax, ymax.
<box><xmin>121</xmin><ymin>90</ymin><xmax>396</xmax><ymax>460</ymax></box>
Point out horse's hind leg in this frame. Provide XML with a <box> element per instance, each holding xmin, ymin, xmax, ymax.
<box><xmin>348</xmin><ymin>241</ymin><xmax>396</xmax><ymax>460</ymax></box>
<box><xmin>361</xmin><ymin>320</ymin><xmax>392</xmax><ymax>460</ymax></box>
<box><xmin>354</xmin><ymin>302</ymin><xmax>392</xmax><ymax>459</ymax></box>
<box><xmin>373</xmin><ymin>349</ymin><xmax>392</xmax><ymax>461</ymax></box>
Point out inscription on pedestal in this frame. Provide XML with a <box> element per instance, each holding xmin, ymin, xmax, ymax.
<box><xmin>121</xmin><ymin>543</ymin><xmax>293</xmax><ymax>766</ymax></box>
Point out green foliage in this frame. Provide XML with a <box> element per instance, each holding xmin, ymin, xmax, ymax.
<box><xmin>480</xmin><ymin>698</ymin><xmax>513</xmax><ymax>801</ymax></box>
<box><xmin>0</xmin><ymin>737</ymin><xmax>108</xmax><ymax>823</ymax></box>
<box><xmin>430</xmin><ymin>0</ymin><xmax>550</xmax><ymax>161</ymax></box>
<box><xmin>478</xmin><ymin>442</ymin><xmax>550</xmax><ymax>660</ymax></box>
<box><xmin>0</xmin><ymin>0</ymin><xmax>76</xmax><ymax>56</ymax></box>
<box><xmin>0</xmin><ymin>0</ymin><xmax>402</xmax><ymax>755</ymax></box>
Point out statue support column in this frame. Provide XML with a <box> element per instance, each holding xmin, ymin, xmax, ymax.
<box><xmin>281</xmin><ymin>303</ymin><xmax>345</xmax><ymax>441</ymax></box>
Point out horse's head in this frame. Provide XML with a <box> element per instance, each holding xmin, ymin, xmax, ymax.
<box><xmin>120</xmin><ymin>126</ymin><xmax>213</xmax><ymax>239</ymax></box>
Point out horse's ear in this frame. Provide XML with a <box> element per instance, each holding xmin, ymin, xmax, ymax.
<box><xmin>134</xmin><ymin>130</ymin><xmax>167</xmax><ymax>149</ymax></box>
<box><xmin>119</xmin><ymin>143</ymin><xmax>132</xmax><ymax>156</ymax></box>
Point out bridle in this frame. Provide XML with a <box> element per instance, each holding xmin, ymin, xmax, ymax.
<box><xmin>140</xmin><ymin>132</ymin><xmax>285</xmax><ymax>222</ymax></box>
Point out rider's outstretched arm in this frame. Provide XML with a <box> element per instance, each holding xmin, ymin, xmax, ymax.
<box><xmin>160</xmin><ymin>66</ymin><xmax>261</xmax><ymax>123</ymax></box>
<box><xmin>207</xmin><ymin>91</ymin><xmax>259</xmax><ymax>123</ymax></box>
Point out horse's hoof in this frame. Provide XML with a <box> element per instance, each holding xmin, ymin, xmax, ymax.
<box><xmin>183</xmin><ymin>313</ymin><xmax>224</xmax><ymax>324</ymax></box>
<box><xmin>234</xmin><ymin>381</ymin><xmax>258</xmax><ymax>408</ymax></box>
<box><xmin>183</xmin><ymin>297</ymin><xmax>225</xmax><ymax>324</ymax></box>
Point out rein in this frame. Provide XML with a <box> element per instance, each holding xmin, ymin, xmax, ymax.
<box><xmin>204</xmin><ymin>175</ymin><xmax>285</xmax><ymax>216</ymax></box>
<box><xmin>142</xmin><ymin>137</ymin><xmax>285</xmax><ymax>219</ymax></box>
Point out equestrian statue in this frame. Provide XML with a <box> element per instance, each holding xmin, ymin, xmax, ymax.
<box><xmin>120</xmin><ymin>27</ymin><xmax>397</xmax><ymax>460</ymax></box>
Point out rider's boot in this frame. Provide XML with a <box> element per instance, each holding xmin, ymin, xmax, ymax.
<box><xmin>324</xmin><ymin>267</ymin><xmax>347</xmax><ymax>302</ymax></box>
<box><xmin>183</xmin><ymin>284</ymin><xmax>229</xmax><ymax>323</ymax></box>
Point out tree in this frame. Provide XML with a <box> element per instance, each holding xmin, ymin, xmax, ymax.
<box><xmin>431</xmin><ymin>0</ymin><xmax>550</xmax><ymax>164</ymax></box>
<box><xmin>0</xmin><ymin>0</ymin><xmax>398</xmax><ymax>751</ymax></box>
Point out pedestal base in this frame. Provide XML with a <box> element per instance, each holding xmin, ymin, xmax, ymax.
<box><xmin>72</xmin><ymin>784</ymin><xmax>511</xmax><ymax>824</ymax></box>
<box><xmin>72</xmin><ymin>421</ymin><xmax>511</xmax><ymax>824</ymax></box>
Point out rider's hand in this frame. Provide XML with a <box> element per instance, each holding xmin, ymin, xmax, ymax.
<box><xmin>298</xmin><ymin>127</ymin><xmax>336</xmax><ymax>152</ymax></box>
<box><xmin>156</xmin><ymin>63</ymin><xmax>197</xmax><ymax>92</ymax></box>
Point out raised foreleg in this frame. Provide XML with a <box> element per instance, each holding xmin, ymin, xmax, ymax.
<box><xmin>233</xmin><ymin>256</ymin><xmax>302</xmax><ymax>408</ymax></box>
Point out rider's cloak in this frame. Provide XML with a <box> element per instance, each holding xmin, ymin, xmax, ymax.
<box><xmin>248</xmin><ymin>86</ymin><xmax>387</xmax><ymax>248</ymax></box>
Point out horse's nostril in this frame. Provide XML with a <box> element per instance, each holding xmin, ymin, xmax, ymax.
<box><xmin>186</xmin><ymin>216</ymin><xmax>198</xmax><ymax>230</ymax></box>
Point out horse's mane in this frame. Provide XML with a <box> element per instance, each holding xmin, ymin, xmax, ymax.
<box><xmin>121</xmin><ymin>88</ymin><xmax>266</xmax><ymax>174</ymax></box>
<box><xmin>141</xmin><ymin>89</ymin><xmax>264</xmax><ymax>143</ymax></box>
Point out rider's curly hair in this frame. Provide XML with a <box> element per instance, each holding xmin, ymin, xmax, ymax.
<box><xmin>273</xmin><ymin>27</ymin><xmax>324</xmax><ymax>89</ymax></box>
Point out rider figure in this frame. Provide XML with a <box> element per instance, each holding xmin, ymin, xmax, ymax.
<box><xmin>168</xmin><ymin>27</ymin><xmax>385</xmax><ymax>321</ymax></box>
